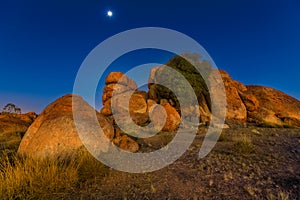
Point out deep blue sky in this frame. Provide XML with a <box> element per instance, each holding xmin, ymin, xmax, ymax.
<box><xmin>1</xmin><ymin>0</ymin><xmax>299</xmax><ymax>113</ymax></box>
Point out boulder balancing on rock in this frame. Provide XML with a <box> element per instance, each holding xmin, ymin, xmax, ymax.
<box><xmin>105</xmin><ymin>71</ymin><xmax>138</xmax><ymax>89</ymax></box>
<box><xmin>101</xmin><ymin>62</ymin><xmax>300</xmax><ymax>131</ymax></box>
<box><xmin>16</xmin><ymin>54</ymin><xmax>300</xmax><ymax>158</ymax></box>
<box><xmin>101</xmin><ymin>72</ymin><xmax>137</xmax><ymax>118</ymax></box>
<box><xmin>101</xmin><ymin>72</ymin><xmax>182</xmax><ymax>132</ymax></box>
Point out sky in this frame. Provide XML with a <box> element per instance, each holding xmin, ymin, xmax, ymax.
<box><xmin>0</xmin><ymin>0</ymin><xmax>299</xmax><ymax>113</ymax></box>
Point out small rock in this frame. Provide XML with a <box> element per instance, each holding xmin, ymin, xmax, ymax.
<box><xmin>160</xmin><ymin>99</ymin><xmax>169</xmax><ymax>106</ymax></box>
<box><xmin>118</xmin><ymin>135</ymin><xmax>139</xmax><ymax>152</ymax></box>
<box><xmin>150</xmin><ymin>103</ymin><xmax>180</xmax><ymax>131</ymax></box>
<box><xmin>222</xmin><ymin>124</ymin><xmax>230</xmax><ymax>129</ymax></box>
<box><xmin>105</xmin><ymin>72</ymin><xmax>137</xmax><ymax>89</ymax></box>
<box><xmin>147</xmin><ymin>99</ymin><xmax>157</xmax><ymax>111</ymax></box>
<box><xmin>251</xmin><ymin>129</ymin><xmax>260</xmax><ymax>135</ymax></box>
<box><xmin>209</xmin><ymin>179</ymin><xmax>214</xmax><ymax>187</ymax></box>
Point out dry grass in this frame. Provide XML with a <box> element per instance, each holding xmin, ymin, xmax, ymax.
<box><xmin>0</xmin><ymin>152</ymin><xmax>78</xmax><ymax>199</ymax></box>
<box><xmin>0</xmin><ymin>148</ymin><xmax>109</xmax><ymax>199</ymax></box>
<box><xmin>232</xmin><ymin>134</ymin><xmax>256</xmax><ymax>154</ymax></box>
<box><xmin>0</xmin><ymin>130</ymin><xmax>24</xmax><ymax>152</ymax></box>
<box><xmin>76</xmin><ymin>148</ymin><xmax>109</xmax><ymax>182</ymax></box>
<box><xmin>218</xmin><ymin>132</ymin><xmax>229</xmax><ymax>142</ymax></box>
<box><xmin>0</xmin><ymin>122</ymin><xmax>28</xmax><ymax>152</ymax></box>
<box><xmin>267</xmin><ymin>191</ymin><xmax>290</xmax><ymax>200</ymax></box>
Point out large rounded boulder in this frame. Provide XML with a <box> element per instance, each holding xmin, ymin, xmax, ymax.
<box><xmin>18</xmin><ymin>94</ymin><xmax>115</xmax><ymax>156</ymax></box>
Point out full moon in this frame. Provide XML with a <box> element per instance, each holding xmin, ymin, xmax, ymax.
<box><xmin>107</xmin><ymin>10</ymin><xmax>113</xmax><ymax>17</ymax></box>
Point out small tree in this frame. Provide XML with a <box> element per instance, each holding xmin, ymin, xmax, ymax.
<box><xmin>2</xmin><ymin>103</ymin><xmax>22</xmax><ymax>114</ymax></box>
<box><xmin>15</xmin><ymin>107</ymin><xmax>21</xmax><ymax>114</ymax></box>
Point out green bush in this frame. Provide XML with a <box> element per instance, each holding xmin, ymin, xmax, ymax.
<box><xmin>152</xmin><ymin>53</ymin><xmax>212</xmax><ymax>110</ymax></box>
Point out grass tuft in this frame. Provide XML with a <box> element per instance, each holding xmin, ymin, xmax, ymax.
<box><xmin>0</xmin><ymin>152</ymin><xmax>78</xmax><ymax>199</ymax></box>
<box><xmin>0</xmin><ymin>148</ymin><xmax>109</xmax><ymax>199</ymax></box>
<box><xmin>232</xmin><ymin>134</ymin><xmax>256</xmax><ymax>154</ymax></box>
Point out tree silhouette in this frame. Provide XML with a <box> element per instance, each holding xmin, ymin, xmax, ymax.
<box><xmin>2</xmin><ymin>103</ymin><xmax>22</xmax><ymax>114</ymax></box>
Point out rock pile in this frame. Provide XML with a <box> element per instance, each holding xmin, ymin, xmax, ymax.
<box><xmin>102</xmin><ymin>58</ymin><xmax>300</xmax><ymax>130</ymax></box>
<box><xmin>101</xmin><ymin>72</ymin><xmax>181</xmax><ymax>132</ymax></box>
<box><xmin>147</xmin><ymin>55</ymin><xmax>300</xmax><ymax>128</ymax></box>
<box><xmin>17</xmin><ymin>54</ymin><xmax>300</xmax><ymax>157</ymax></box>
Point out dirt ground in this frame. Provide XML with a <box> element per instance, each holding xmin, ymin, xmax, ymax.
<box><xmin>69</xmin><ymin>124</ymin><xmax>300</xmax><ymax>200</ymax></box>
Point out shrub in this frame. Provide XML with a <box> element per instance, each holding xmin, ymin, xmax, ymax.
<box><xmin>232</xmin><ymin>134</ymin><xmax>256</xmax><ymax>154</ymax></box>
<box><xmin>218</xmin><ymin>132</ymin><xmax>228</xmax><ymax>142</ymax></box>
<box><xmin>76</xmin><ymin>147</ymin><xmax>109</xmax><ymax>182</ymax></box>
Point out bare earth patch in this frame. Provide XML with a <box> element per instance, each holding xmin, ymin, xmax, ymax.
<box><xmin>68</xmin><ymin>125</ymin><xmax>300</xmax><ymax>199</ymax></box>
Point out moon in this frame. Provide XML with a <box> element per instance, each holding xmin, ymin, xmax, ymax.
<box><xmin>107</xmin><ymin>10</ymin><xmax>113</xmax><ymax>17</ymax></box>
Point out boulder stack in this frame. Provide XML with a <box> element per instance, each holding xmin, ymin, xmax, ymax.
<box><xmin>101</xmin><ymin>72</ymin><xmax>181</xmax><ymax>132</ymax></box>
<box><xmin>101</xmin><ymin>72</ymin><xmax>138</xmax><ymax>117</ymax></box>
<box><xmin>147</xmin><ymin>54</ymin><xmax>300</xmax><ymax>128</ymax></box>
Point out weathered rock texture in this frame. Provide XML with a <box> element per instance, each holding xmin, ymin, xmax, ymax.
<box><xmin>244</xmin><ymin>86</ymin><xmax>300</xmax><ymax>127</ymax></box>
<box><xmin>150</xmin><ymin>103</ymin><xmax>181</xmax><ymax>131</ymax></box>
<box><xmin>219</xmin><ymin>70</ymin><xmax>247</xmax><ymax>121</ymax></box>
<box><xmin>101</xmin><ymin>54</ymin><xmax>300</xmax><ymax>130</ymax></box>
<box><xmin>220</xmin><ymin>72</ymin><xmax>300</xmax><ymax>127</ymax></box>
<box><xmin>18</xmin><ymin>94</ymin><xmax>115</xmax><ymax>156</ymax></box>
<box><xmin>17</xmin><ymin>55</ymin><xmax>300</xmax><ymax>157</ymax></box>
<box><xmin>147</xmin><ymin>54</ymin><xmax>300</xmax><ymax>128</ymax></box>
<box><xmin>101</xmin><ymin>72</ymin><xmax>181</xmax><ymax>133</ymax></box>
